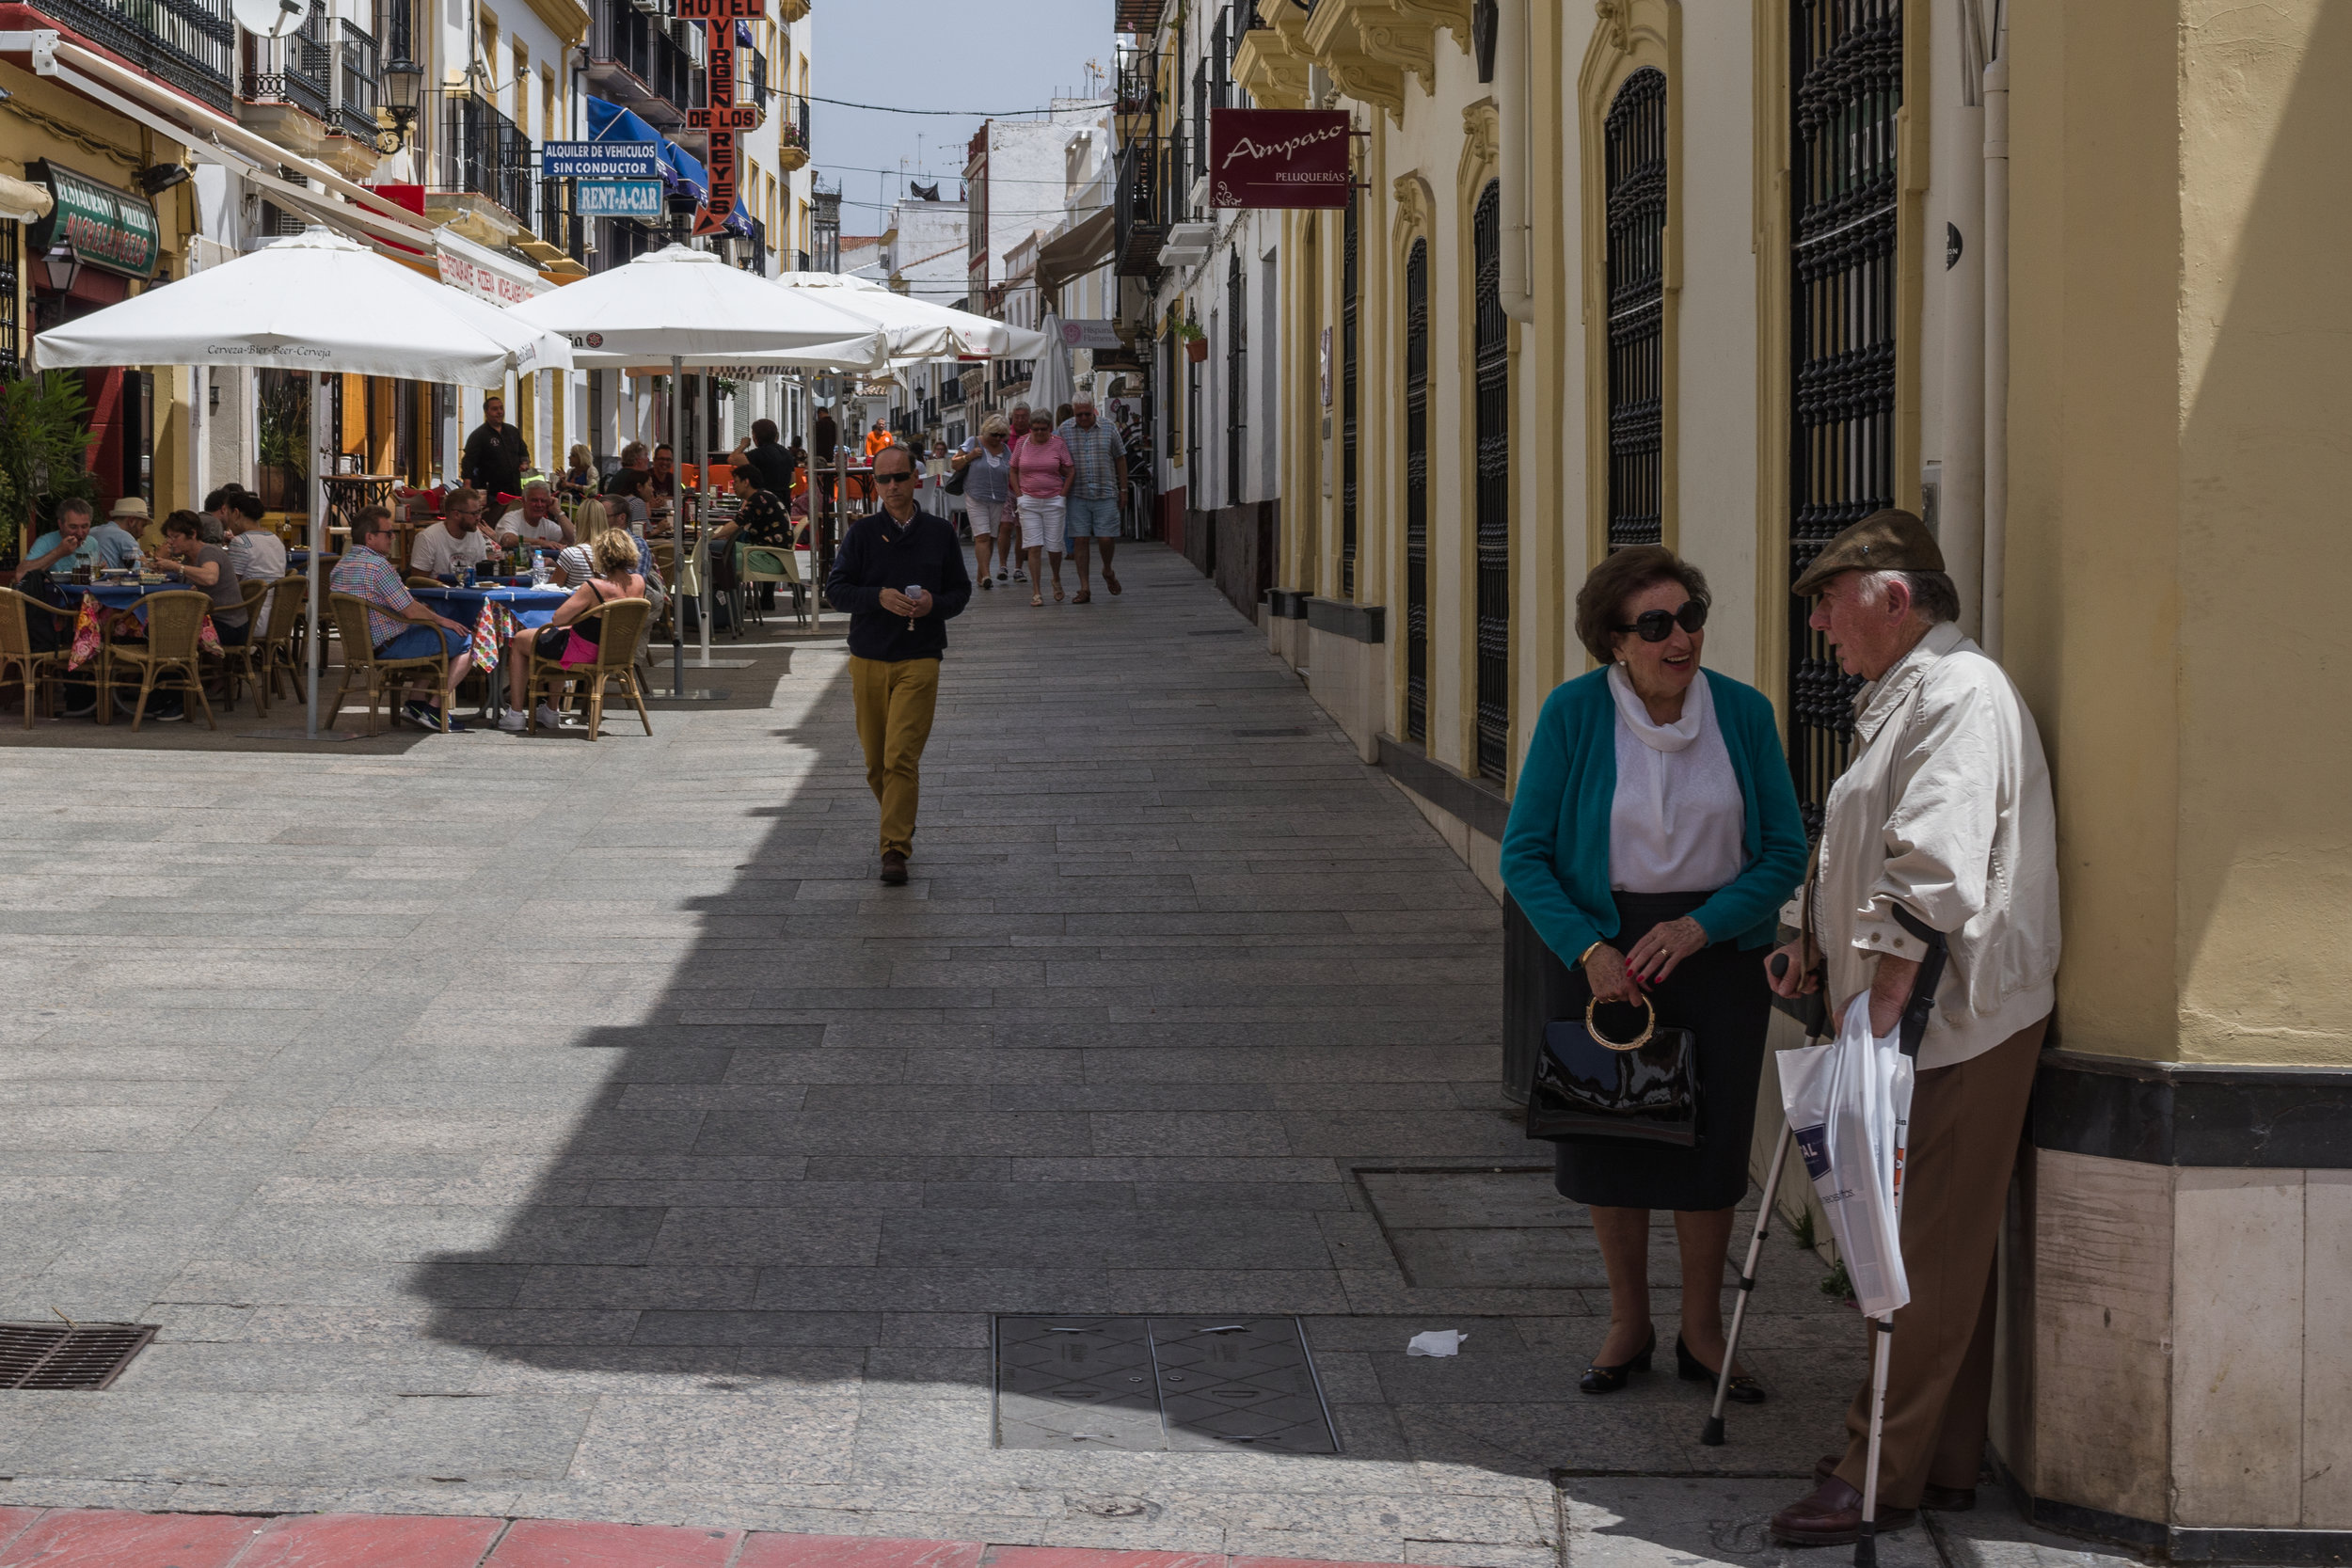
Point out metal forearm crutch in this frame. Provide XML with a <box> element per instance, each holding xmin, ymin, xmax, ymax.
<box><xmin>1854</xmin><ymin>905</ymin><xmax>1949</xmax><ymax>1568</ymax></box>
<box><xmin>1702</xmin><ymin>1116</ymin><xmax>1795</xmax><ymax>1447</ymax></box>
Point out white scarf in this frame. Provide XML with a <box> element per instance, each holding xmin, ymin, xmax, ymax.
<box><xmin>1610</xmin><ymin>662</ymin><xmax>1709</xmax><ymax>841</ymax></box>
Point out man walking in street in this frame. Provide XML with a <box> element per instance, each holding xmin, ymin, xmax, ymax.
<box><xmin>461</xmin><ymin>393</ymin><xmax>531</xmax><ymax>504</ymax></box>
<box><xmin>1764</xmin><ymin>509</ymin><xmax>2059</xmax><ymax>1547</ymax></box>
<box><xmin>826</xmin><ymin>443</ymin><xmax>972</xmax><ymax>887</ymax></box>
<box><xmin>1057</xmin><ymin>394</ymin><xmax>1127</xmax><ymax>601</ymax></box>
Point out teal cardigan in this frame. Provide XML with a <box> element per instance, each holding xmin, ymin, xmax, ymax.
<box><xmin>1500</xmin><ymin>668</ymin><xmax>1808</xmax><ymax>968</ymax></box>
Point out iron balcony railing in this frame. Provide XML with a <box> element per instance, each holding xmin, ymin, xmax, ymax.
<box><xmin>589</xmin><ymin>0</ymin><xmax>692</xmax><ymax>120</ymax></box>
<box><xmin>241</xmin><ymin>1</ymin><xmax>331</xmax><ymax>123</ymax></box>
<box><xmin>434</xmin><ymin>89</ymin><xmax>532</xmax><ymax>224</ymax></box>
<box><xmin>333</xmin><ymin>18</ymin><xmax>379</xmax><ymax>145</ymax></box>
<box><xmin>749</xmin><ymin>45</ymin><xmax>767</xmax><ymax>110</ymax></box>
<box><xmin>40</xmin><ymin>0</ymin><xmax>235</xmax><ymax>110</ymax></box>
<box><xmin>777</xmin><ymin>91</ymin><xmax>809</xmax><ymax>154</ymax></box>
<box><xmin>792</xmin><ymin>247</ymin><xmax>812</xmax><ymax>272</ymax></box>
<box><xmin>537</xmin><ymin>176</ymin><xmax>583</xmax><ymax>262</ymax></box>
<box><xmin>939</xmin><ymin>375</ymin><xmax>963</xmax><ymax>407</ymax></box>
<box><xmin>1115</xmin><ymin>136</ymin><xmax>1184</xmax><ymax>276</ymax></box>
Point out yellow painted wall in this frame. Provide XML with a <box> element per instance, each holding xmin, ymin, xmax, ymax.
<box><xmin>2006</xmin><ymin>0</ymin><xmax>2350</xmax><ymax>1067</ymax></box>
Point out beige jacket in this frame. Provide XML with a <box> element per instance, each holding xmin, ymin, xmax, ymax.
<box><xmin>1812</xmin><ymin>621</ymin><xmax>2060</xmax><ymax>1070</ymax></box>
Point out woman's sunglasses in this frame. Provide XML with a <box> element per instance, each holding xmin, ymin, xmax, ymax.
<box><xmin>1614</xmin><ymin>600</ymin><xmax>1708</xmax><ymax>641</ymax></box>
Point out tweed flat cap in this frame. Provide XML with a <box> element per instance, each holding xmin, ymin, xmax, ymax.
<box><xmin>1791</xmin><ymin>508</ymin><xmax>1945</xmax><ymax>597</ymax></box>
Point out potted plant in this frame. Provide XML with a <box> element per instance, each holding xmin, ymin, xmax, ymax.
<box><xmin>0</xmin><ymin>371</ymin><xmax>96</xmax><ymax>573</ymax></box>
<box><xmin>1177</xmin><ymin>318</ymin><xmax>1208</xmax><ymax>363</ymax></box>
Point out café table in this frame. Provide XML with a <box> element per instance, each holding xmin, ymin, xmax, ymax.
<box><xmin>408</xmin><ymin>582</ymin><xmax>576</xmax><ymax>718</ymax></box>
<box><xmin>56</xmin><ymin>578</ymin><xmax>191</xmax><ymax>724</ymax></box>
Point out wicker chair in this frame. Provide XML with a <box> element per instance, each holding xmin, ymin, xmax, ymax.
<box><xmin>107</xmin><ymin>589</ymin><xmax>215</xmax><ymax>731</ymax></box>
<box><xmin>212</xmin><ymin>578</ymin><xmax>272</xmax><ymax>713</ymax></box>
<box><xmin>0</xmin><ymin>586</ymin><xmax>71</xmax><ymax>727</ymax></box>
<box><xmin>326</xmin><ymin>592</ymin><xmax>452</xmax><ymax>735</ymax></box>
<box><xmin>255</xmin><ymin>576</ymin><xmax>310</xmax><ymax>710</ymax></box>
<box><xmin>526</xmin><ymin>597</ymin><xmax>652</xmax><ymax>740</ymax></box>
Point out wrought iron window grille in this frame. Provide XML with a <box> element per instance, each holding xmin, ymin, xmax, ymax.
<box><xmin>1605</xmin><ymin>67</ymin><xmax>1665</xmax><ymax>551</ymax></box>
<box><xmin>1472</xmin><ymin>180</ymin><xmax>1512</xmax><ymax>784</ymax></box>
<box><xmin>1341</xmin><ymin>182</ymin><xmax>1359</xmax><ymax>597</ymax></box>
<box><xmin>1405</xmin><ymin>237</ymin><xmax>1430</xmax><ymax>744</ymax></box>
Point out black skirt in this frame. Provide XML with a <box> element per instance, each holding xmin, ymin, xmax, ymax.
<box><xmin>1553</xmin><ymin>890</ymin><xmax>1772</xmax><ymax>1212</ymax></box>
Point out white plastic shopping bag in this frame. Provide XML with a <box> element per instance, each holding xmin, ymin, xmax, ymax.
<box><xmin>1776</xmin><ymin>991</ymin><xmax>1914</xmax><ymax>1318</ymax></box>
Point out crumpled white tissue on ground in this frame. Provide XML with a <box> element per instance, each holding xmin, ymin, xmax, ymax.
<box><xmin>1406</xmin><ymin>1330</ymin><xmax>1466</xmax><ymax>1357</ymax></box>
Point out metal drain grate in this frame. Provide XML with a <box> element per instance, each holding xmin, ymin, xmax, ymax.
<box><xmin>993</xmin><ymin>1315</ymin><xmax>1338</xmax><ymax>1453</ymax></box>
<box><xmin>0</xmin><ymin>1322</ymin><xmax>157</xmax><ymax>1389</ymax></box>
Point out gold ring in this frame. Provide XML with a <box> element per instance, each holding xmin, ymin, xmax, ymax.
<box><xmin>1584</xmin><ymin>994</ymin><xmax>1657</xmax><ymax>1053</ymax></box>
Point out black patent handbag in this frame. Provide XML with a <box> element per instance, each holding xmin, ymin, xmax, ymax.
<box><xmin>1525</xmin><ymin>994</ymin><xmax>1701</xmax><ymax>1147</ymax></box>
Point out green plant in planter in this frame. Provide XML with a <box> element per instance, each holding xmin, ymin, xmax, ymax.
<box><xmin>1173</xmin><ymin>318</ymin><xmax>1204</xmax><ymax>343</ymax></box>
<box><xmin>0</xmin><ymin>372</ymin><xmax>96</xmax><ymax>564</ymax></box>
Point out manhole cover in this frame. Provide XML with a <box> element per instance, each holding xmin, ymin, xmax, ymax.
<box><xmin>993</xmin><ymin>1316</ymin><xmax>1338</xmax><ymax>1453</ymax></box>
<box><xmin>0</xmin><ymin>1322</ymin><xmax>157</xmax><ymax>1389</ymax></box>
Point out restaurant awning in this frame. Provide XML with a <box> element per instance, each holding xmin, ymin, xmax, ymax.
<box><xmin>0</xmin><ymin>31</ymin><xmax>437</xmax><ymax>258</ymax></box>
<box><xmin>1036</xmin><ymin>206</ymin><xmax>1116</xmax><ymax>300</ymax></box>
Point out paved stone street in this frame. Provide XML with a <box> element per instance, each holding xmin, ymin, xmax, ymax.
<box><xmin>0</xmin><ymin>545</ymin><xmax>2096</xmax><ymax>1568</ymax></box>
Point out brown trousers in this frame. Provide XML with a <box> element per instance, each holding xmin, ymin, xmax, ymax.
<box><xmin>1832</xmin><ymin>1015</ymin><xmax>2048</xmax><ymax>1508</ymax></box>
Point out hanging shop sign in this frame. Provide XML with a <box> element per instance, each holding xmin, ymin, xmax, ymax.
<box><xmin>1206</xmin><ymin>108</ymin><xmax>1352</xmax><ymax>210</ymax></box>
<box><xmin>436</xmin><ymin>236</ymin><xmax>546</xmax><ymax>305</ymax></box>
<box><xmin>673</xmin><ymin>0</ymin><xmax>760</xmax><ymax>18</ymax></box>
<box><xmin>576</xmin><ymin>181</ymin><xmax>665</xmax><ymax>219</ymax></box>
<box><xmin>1057</xmin><ymin>318</ymin><xmax>1124</xmax><ymax>351</ymax></box>
<box><xmin>544</xmin><ymin>142</ymin><xmax>661</xmax><ymax>182</ymax></box>
<box><xmin>27</xmin><ymin>161</ymin><xmax>161</xmax><ymax>280</ymax></box>
<box><xmin>694</xmin><ymin>19</ymin><xmax>741</xmax><ymax>237</ymax></box>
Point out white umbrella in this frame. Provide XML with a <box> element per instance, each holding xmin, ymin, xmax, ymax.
<box><xmin>34</xmin><ymin>227</ymin><xmax>575</xmax><ymax>739</ymax></box>
<box><xmin>1027</xmin><ymin>311</ymin><xmax>1077</xmax><ymax>419</ymax></box>
<box><xmin>507</xmin><ymin>245</ymin><xmax>893</xmax><ymax>685</ymax></box>
<box><xmin>773</xmin><ymin>271</ymin><xmax>1051</xmax><ymax>361</ymax></box>
<box><xmin>508</xmin><ymin>245</ymin><xmax>890</xmax><ymax>370</ymax></box>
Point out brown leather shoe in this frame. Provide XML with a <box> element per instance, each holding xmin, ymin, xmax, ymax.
<box><xmin>1921</xmin><ymin>1483</ymin><xmax>1977</xmax><ymax>1512</ymax></box>
<box><xmin>879</xmin><ymin>850</ymin><xmax>908</xmax><ymax>886</ymax></box>
<box><xmin>1769</xmin><ymin>1479</ymin><xmax>1915</xmax><ymax>1547</ymax></box>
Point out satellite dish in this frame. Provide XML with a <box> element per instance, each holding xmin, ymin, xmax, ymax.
<box><xmin>232</xmin><ymin>0</ymin><xmax>309</xmax><ymax>41</ymax></box>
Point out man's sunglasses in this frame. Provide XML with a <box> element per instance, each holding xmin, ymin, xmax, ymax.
<box><xmin>1614</xmin><ymin>600</ymin><xmax>1709</xmax><ymax>641</ymax></box>
<box><xmin>875</xmin><ymin>470</ymin><xmax>916</xmax><ymax>484</ymax></box>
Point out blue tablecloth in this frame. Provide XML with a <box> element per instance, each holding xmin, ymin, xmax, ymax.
<box><xmin>410</xmin><ymin>586</ymin><xmax>574</xmax><ymax>630</ymax></box>
<box><xmin>63</xmin><ymin>581</ymin><xmax>178</xmax><ymax>610</ymax></box>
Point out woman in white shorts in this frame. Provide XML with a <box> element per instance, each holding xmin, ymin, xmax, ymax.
<box><xmin>951</xmin><ymin>417</ymin><xmax>1016</xmax><ymax>590</ymax></box>
<box><xmin>1009</xmin><ymin>417</ymin><xmax>1074</xmax><ymax>606</ymax></box>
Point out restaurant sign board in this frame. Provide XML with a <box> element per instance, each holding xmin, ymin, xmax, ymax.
<box><xmin>27</xmin><ymin>162</ymin><xmax>160</xmax><ymax>279</ymax></box>
<box><xmin>577</xmin><ymin>181</ymin><xmax>663</xmax><ymax>218</ymax></box>
<box><xmin>543</xmin><ymin>142</ymin><xmax>660</xmax><ymax>182</ymax></box>
<box><xmin>1206</xmin><ymin>108</ymin><xmax>1351</xmax><ymax>210</ymax></box>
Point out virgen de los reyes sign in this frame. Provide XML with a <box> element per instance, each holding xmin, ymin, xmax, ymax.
<box><xmin>1207</xmin><ymin>108</ymin><xmax>1351</xmax><ymax>210</ymax></box>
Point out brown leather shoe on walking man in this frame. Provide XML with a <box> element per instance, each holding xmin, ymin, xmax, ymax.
<box><xmin>826</xmin><ymin>445</ymin><xmax>972</xmax><ymax>885</ymax></box>
<box><xmin>1763</xmin><ymin>511</ymin><xmax>2060</xmax><ymax>1547</ymax></box>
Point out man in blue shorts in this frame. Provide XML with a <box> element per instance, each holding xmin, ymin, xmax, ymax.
<box><xmin>1057</xmin><ymin>393</ymin><xmax>1128</xmax><ymax>602</ymax></box>
<box><xmin>330</xmin><ymin>506</ymin><xmax>478</xmax><ymax>731</ymax></box>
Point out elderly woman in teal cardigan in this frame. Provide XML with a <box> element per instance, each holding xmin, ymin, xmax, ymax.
<box><xmin>1502</xmin><ymin>546</ymin><xmax>1807</xmax><ymax>1402</ymax></box>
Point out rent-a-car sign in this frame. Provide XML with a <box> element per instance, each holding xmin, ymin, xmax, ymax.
<box><xmin>1207</xmin><ymin>108</ymin><xmax>1351</xmax><ymax>209</ymax></box>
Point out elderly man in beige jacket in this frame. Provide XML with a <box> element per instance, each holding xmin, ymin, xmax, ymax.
<box><xmin>1766</xmin><ymin>509</ymin><xmax>2059</xmax><ymax>1548</ymax></box>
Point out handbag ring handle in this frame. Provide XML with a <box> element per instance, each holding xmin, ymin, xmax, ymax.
<box><xmin>1584</xmin><ymin>994</ymin><xmax>1657</xmax><ymax>1053</ymax></box>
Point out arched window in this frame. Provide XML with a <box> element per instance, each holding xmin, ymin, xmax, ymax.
<box><xmin>1405</xmin><ymin>237</ymin><xmax>1429</xmax><ymax>742</ymax></box>
<box><xmin>1472</xmin><ymin>179</ymin><xmax>1510</xmax><ymax>783</ymax></box>
<box><xmin>1605</xmin><ymin>67</ymin><xmax>1666</xmax><ymax>549</ymax></box>
<box><xmin>1788</xmin><ymin>0</ymin><xmax>1902</xmax><ymax>828</ymax></box>
<box><xmin>1342</xmin><ymin>183</ymin><xmax>1360</xmax><ymax>597</ymax></box>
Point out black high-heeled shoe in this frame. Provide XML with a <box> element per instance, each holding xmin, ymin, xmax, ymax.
<box><xmin>1579</xmin><ymin>1327</ymin><xmax>1657</xmax><ymax>1395</ymax></box>
<box><xmin>1677</xmin><ymin>1334</ymin><xmax>1766</xmax><ymax>1403</ymax></box>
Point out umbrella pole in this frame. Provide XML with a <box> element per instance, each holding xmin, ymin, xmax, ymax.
<box><xmin>697</xmin><ymin>369</ymin><xmax>710</xmax><ymax>667</ymax></box>
<box><xmin>306</xmin><ymin>368</ymin><xmax>324</xmax><ymax>740</ymax></box>
<box><xmin>1702</xmin><ymin>1118</ymin><xmax>1794</xmax><ymax>1448</ymax></box>
<box><xmin>670</xmin><ymin>354</ymin><xmax>684</xmax><ymax>697</ymax></box>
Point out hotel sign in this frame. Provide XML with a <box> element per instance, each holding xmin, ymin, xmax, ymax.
<box><xmin>1206</xmin><ymin>109</ymin><xmax>1351</xmax><ymax>210</ymax></box>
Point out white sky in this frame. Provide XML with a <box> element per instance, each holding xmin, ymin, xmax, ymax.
<box><xmin>807</xmin><ymin>0</ymin><xmax>1119</xmax><ymax>236</ymax></box>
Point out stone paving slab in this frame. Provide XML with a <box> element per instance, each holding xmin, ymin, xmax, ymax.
<box><xmin>0</xmin><ymin>545</ymin><xmax>1875</xmax><ymax>1565</ymax></box>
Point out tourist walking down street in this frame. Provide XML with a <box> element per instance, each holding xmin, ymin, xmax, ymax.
<box><xmin>1011</xmin><ymin>411</ymin><xmax>1073</xmax><ymax>607</ymax></box>
<box><xmin>826</xmin><ymin>444</ymin><xmax>973</xmax><ymax>886</ymax></box>
<box><xmin>953</xmin><ymin>417</ymin><xmax>1016</xmax><ymax>590</ymax></box>
<box><xmin>1500</xmin><ymin>546</ymin><xmax>1807</xmax><ymax>1402</ymax></box>
<box><xmin>1765</xmin><ymin>510</ymin><xmax>2058</xmax><ymax>1547</ymax></box>
<box><xmin>1057</xmin><ymin>393</ymin><xmax>1127</xmax><ymax>602</ymax></box>
<box><xmin>461</xmin><ymin>393</ymin><xmax>531</xmax><ymax>502</ymax></box>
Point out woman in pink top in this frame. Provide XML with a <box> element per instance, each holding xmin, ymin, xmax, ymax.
<box><xmin>1010</xmin><ymin>418</ymin><xmax>1074</xmax><ymax>606</ymax></box>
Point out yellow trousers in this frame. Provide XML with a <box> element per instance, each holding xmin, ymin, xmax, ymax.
<box><xmin>850</xmin><ymin>655</ymin><xmax>940</xmax><ymax>858</ymax></box>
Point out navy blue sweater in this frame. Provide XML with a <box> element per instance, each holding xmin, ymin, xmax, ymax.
<box><xmin>826</xmin><ymin>506</ymin><xmax>972</xmax><ymax>661</ymax></box>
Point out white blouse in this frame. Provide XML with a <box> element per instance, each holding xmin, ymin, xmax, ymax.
<box><xmin>1607</xmin><ymin>664</ymin><xmax>1747</xmax><ymax>895</ymax></box>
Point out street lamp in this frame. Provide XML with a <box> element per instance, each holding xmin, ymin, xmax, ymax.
<box><xmin>40</xmin><ymin>244</ymin><xmax>80</xmax><ymax>295</ymax></box>
<box><xmin>377</xmin><ymin>56</ymin><xmax>424</xmax><ymax>153</ymax></box>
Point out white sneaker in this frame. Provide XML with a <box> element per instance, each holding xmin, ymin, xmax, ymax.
<box><xmin>497</xmin><ymin>709</ymin><xmax>528</xmax><ymax>731</ymax></box>
<box><xmin>535</xmin><ymin>704</ymin><xmax>565</xmax><ymax>729</ymax></box>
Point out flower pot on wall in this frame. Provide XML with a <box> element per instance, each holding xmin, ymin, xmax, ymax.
<box><xmin>1184</xmin><ymin>337</ymin><xmax>1209</xmax><ymax>363</ymax></box>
